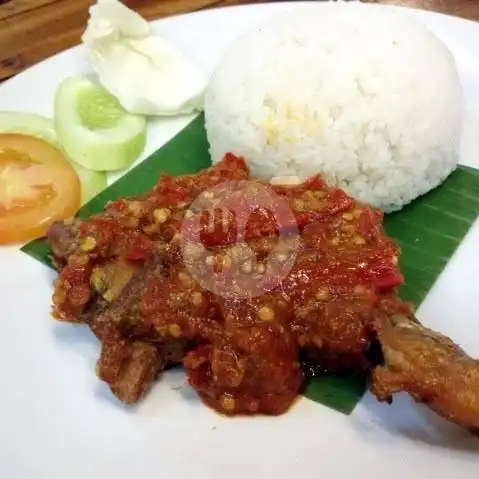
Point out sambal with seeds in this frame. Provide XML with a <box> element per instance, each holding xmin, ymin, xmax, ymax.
<box><xmin>46</xmin><ymin>154</ymin><xmax>479</xmax><ymax>434</ymax></box>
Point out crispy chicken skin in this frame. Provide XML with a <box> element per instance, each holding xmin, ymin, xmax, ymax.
<box><xmin>371</xmin><ymin>313</ymin><xmax>479</xmax><ymax>435</ymax></box>
<box><xmin>97</xmin><ymin>339</ymin><xmax>165</xmax><ymax>404</ymax></box>
<box><xmin>47</xmin><ymin>219</ymin><xmax>82</xmax><ymax>270</ymax></box>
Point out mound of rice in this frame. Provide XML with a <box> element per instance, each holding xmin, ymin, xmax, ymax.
<box><xmin>204</xmin><ymin>2</ymin><xmax>463</xmax><ymax>211</ymax></box>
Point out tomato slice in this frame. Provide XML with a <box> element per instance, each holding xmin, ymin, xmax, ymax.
<box><xmin>0</xmin><ymin>134</ymin><xmax>81</xmax><ymax>244</ymax></box>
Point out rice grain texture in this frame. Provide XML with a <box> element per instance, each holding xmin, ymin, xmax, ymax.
<box><xmin>204</xmin><ymin>2</ymin><xmax>463</xmax><ymax>211</ymax></box>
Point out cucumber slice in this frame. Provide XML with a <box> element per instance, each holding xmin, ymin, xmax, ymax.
<box><xmin>72</xmin><ymin>161</ymin><xmax>108</xmax><ymax>204</ymax></box>
<box><xmin>0</xmin><ymin>111</ymin><xmax>107</xmax><ymax>204</ymax></box>
<box><xmin>0</xmin><ymin>111</ymin><xmax>59</xmax><ymax>146</ymax></box>
<box><xmin>54</xmin><ymin>77</ymin><xmax>147</xmax><ymax>171</ymax></box>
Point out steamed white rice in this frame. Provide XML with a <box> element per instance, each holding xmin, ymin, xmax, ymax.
<box><xmin>204</xmin><ymin>2</ymin><xmax>463</xmax><ymax>211</ymax></box>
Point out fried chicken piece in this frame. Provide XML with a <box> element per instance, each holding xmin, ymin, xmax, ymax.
<box><xmin>97</xmin><ymin>336</ymin><xmax>190</xmax><ymax>401</ymax></box>
<box><xmin>89</xmin><ymin>253</ymin><xmax>195</xmax><ymax>402</ymax></box>
<box><xmin>183</xmin><ymin>196</ymin><xmax>402</xmax><ymax>376</ymax></box>
<box><xmin>90</xmin><ymin>258</ymin><xmax>138</xmax><ymax>303</ymax></box>
<box><xmin>97</xmin><ymin>339</ymin><xmax>165</xmax><ymax>404</ymax></box>
<box><xmin>281</xmin><ymin>214</ymin><xmax>403</xmax><ymax>373</ymax></box>
<box><xmin>48</xmin><ymin>155</ymin><xmax>251</xmax><ymax>322</ymax></box>
<box><xmin>47</xmin><ymin>219</ymin><xmax>82</xmax><ymax>268</ymax></box>
<box><xmin>89</xmin><ymin>237</ymin><xmax>303</xmax><ymax>413</ymax></box>
<box><xmin>371</xmin><ymin>312</ymin><xmax>479</xmax><ymax>435</ymax></box>
<box><xmin>91</xmin><ymin>252</ymin><xmax>203</xmax><ymax>341</ymax></box>
<box><xmin>139</xmin><ymin>283</ymin><xmax>223</xmax><ymax>343</ymax></box>
<box><xmin>46</xmin><ymin>153</ymin><xmax>412</xmax><ymax>416</ymax></box>
<box><xmin>184</xmin><ymin>295</ymin><xmax>303</xmax><ymax>415</ymax></box>
<box><xmin>88</xmin><ymin>257</ymin><xmax>162</xmax><ymax>341</ymax></box>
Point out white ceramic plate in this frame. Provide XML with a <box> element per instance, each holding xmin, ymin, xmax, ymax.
<box><xmin>1</xmin><ymin>2</ymin><xmax>479</xmax><ymax>478</ymax></box>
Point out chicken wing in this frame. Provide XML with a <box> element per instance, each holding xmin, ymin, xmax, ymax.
<box><xmin>371</xmin><ymin>313</ymin><xmax>479</xmax><ymax>435</ymax></box>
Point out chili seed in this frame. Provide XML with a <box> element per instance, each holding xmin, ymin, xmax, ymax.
<box><xmin>354</xmin><ymin>235</ymin><xmax>366</xmax><ymax>245</ymax></box>
<box><xmin>191</xmin><ymin>292</ymin><xmax>203</xmax><ymax>306</ymax></box>
<box><xmin>354</xmin><ymin>285</ymin><xmax>367</xmax><ymax>295</ymax></box>
<box><xmin>81</xmin><ymin>236</ymin><xmax>97</xmax><ymax>252</ymax></box>
<box><xmin>241</xmin><ymin>261</ymin><xmax>252</xmax><ymax>273</ymax></box>
<box><xmin>315</xmin><ymin>287</ymin><xmax>330</xmax><ymax>301</ymax></box>
<box><xmin>221</xmin><ymin>395</ymin><xmax>236</xmax><ymax>412</ymax></box>
<box><xmin>169</xmin><ymin>324</ymin><xmax>182</xmax><ymax>338</ymax></box>
<box><xmin>257</xmin><ymin>305</ymin><xmax>275</xmax><ymax>321</ymax></box>
<box><xmin>178</xmin><ymin>272</ymin><xmax>192</xmax><ymax>287</ymax></box>
<box><xmin>153</xmin><ymin>208</ymin><xmax>171</xmax><ymax>224</ymax></box>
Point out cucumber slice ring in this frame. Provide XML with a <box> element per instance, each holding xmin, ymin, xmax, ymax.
<box><xmin>0</xmin><ymin>111</ymin><xmax>60</xmax><ymax>147</ymax></box>
<box><xmin>54</xmin><ymin>77</ymin><xmax>147</xmax><ymax>171</ymax></box>
<box><xmin>0</xmin><ymin>110</ymin><xmax>107</xmax><ymax>204</ymax></box>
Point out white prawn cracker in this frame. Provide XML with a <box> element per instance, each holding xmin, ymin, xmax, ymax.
<box><xmin>82</xmin><ymin>0</ymin><xmax>208</xmax><ymax>116</ymax></box>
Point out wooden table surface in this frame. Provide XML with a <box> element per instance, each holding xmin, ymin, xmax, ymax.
<box><xmin>0</xmin><ymin>0</ymin><xmax>477</xmax><ymax>81</ymax></box>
